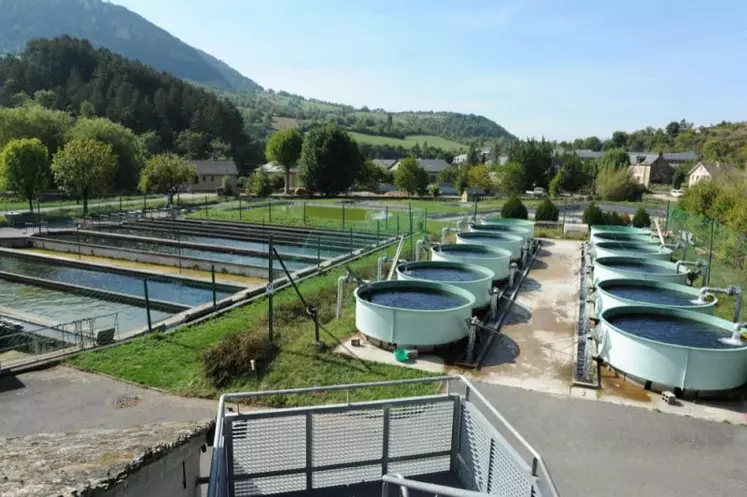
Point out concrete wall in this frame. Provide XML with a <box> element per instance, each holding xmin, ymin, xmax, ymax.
<box><xmin>98</xmin><ymin>435</ymin><xmax>205</xmax><ymax>497</ymax></box>
<box><xmin>31</xmin><ymin>238</ymin><xmax>279</xmax><ymax>280</ymax></box>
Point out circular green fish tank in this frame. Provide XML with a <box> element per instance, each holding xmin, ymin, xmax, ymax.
<box><xmin>431</xmin><ymin>243</ymin><xmax>511</xmax><ymax>281</ymax></box>
<box><xmin>594</xmin><ymin>241</ymin><xmax>673</xmax><ymax>261</ymax></box>
<box><xmin>455</xmin><ymin>231</ymin><xmax>524</xmax><ymax>261</ymax></box>
<box><xmin>593</xmin><ymin>256</ymin><xmax>688</xmax><ymax>285</ymax></box>
<box><xmin>481</xmin><ymin>217</ymin><xmax>536</xmax><ymax>237</ymax></box>
<box><xmin>354</xmin><ymin>280</ymin><xmax>475</xmax><ymax>349</ymax></box>
<box><xmin>396</xmin><ymin>260</ymin><xmax>495</xmax><ymax>308</ymax></box>
<box><xmin>596</xmin><ymin>278</ymin><xmax>717</xmax><ymax>314</ymax></box>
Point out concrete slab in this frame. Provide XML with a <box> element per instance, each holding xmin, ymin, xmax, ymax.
<box><xmin>0</xmin><ymin>366</ymin><xmax>215</xmax><ymax>437</ymax></box>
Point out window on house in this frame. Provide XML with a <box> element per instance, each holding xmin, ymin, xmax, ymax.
<box><xmin>211</xmin><ymin>175</ymin><xmax>215</xmax><ymax>182</ymax></box>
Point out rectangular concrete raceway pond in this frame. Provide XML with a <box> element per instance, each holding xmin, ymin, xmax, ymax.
<box><xmin>0</xmin><ymin>255</ymin><xmax>239</xmax><ymax>307</ymax></box>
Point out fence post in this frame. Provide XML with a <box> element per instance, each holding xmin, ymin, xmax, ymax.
<box><xmin>396</xmin><ymin>215</ymin><xmax>400</xmax><ymax>236</ymax></box>
<box><xmin>349</xmin><ymin>227</ymin><xmax>353</xmax><ymax>254</ymax></box>
<box><xmin>562</xmin><ymin>197</ymin><xmax>567</xmax><ymax>238</ymax></box>
<box><xmin>303</xmin><ymin>201</ymin><xmax>307</xmax><ymax>225</ymax></box>
<box><xmin>317</xmin><ymin>236</ymin><xmax>321</xmax><ymax>268</ymax></box>
<box><xmin>424</xmin><ymin>208</ymin><xmax>428</xmax><ymax>233</ymax></box>
<box><xmin>342</xmin><ymin>204</ymin><xmax>346</xmax><ymax>229</ymax></box>
<box><xmin>76</xmin><ymin>223</ymin><xmax>81</xmax><ymax>260</ymax></box>
<box><xmin>665</xmin><ymin>200</ymin><xmax>671</xmax><ymax>232</ymax></box>
<box><xmin>239</xmin><ymin>195</ymin><xmax>242</xmax><ymax>221</ymax></box>
<box><xmin>268</xmin><ymin>236</ymin><xmax>274</xmax><ymax>343</ymax></box>
<box><xmin>269</xmin><ymin>198</ymin><xmax>272</xmax><ymax>223</ymax></box>
<box><xmin>409</xmin><ymin>210</ymin><xmax>414</xmax><ymax>259</ymax></box>
<box><xmin>119</xmin><ymin>196</ymin><xmax>122</xmax><ymax>213</ymax></box>
<box><xmin>385</xmin><ymin>206</ymin><xmax>389</xmax><ymax>230</ymax></box>
<box><xmin>37</xmin><ymin>200</ymin><xmax>41</xmax><ymax>233</ymax></box>
<box><xmin>143</xmin><ymin>193</ymin><xmax>147</xmax><ymax>213</ymax></box>
<box><xmin>204</xmin><ymin>195</ymin><xmax>208</xmax><ymax>216</ymax></box>
<box><xmin>706</xmin><ymin>218</ymin><xmax>715</xmax><ymax>286</ymax></box>
<box><xmin>143</xmin><ymin>279</ymin><xmax>152</xmax><ymax>333</ymax></box>
<box><xmin>377</xmin><ymin>219</ymin><xmax>380</xmax><ymax>246</ymax></box>
<box><xmin>211</xmin><ymin>264</ymin><xmax>217</xmax><ymax>308</ymax></box>
<box><xmin>175</xmin><ymin>217</ymin><xmax>182</xmax><ymax>273</ymax></box>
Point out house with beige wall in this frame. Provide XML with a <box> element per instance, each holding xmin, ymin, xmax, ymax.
<box><xmin>189</xmin><ymin>160</ymin><xmax>239</xmax><ymax>192</ymax></box>
<box><xmin>688</xmin><ymin>161</ymin><xmax>735</xmax><ymax>187</ymax></box>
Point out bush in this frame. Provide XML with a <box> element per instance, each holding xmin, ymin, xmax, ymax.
<box><xmin>430</xmin><ymin>184</ymin><xmax>440</xmax><ymax>198</ymax></box>
<box><xmin>621</xmin><ymin>213</ymin><xmax>631</xmax><ymax>226</ymax></box>
<box><xmin>632</xmin><ymin>207</ymin><xmax>651</xmax><ymax>228</ymax></box>
<box><xmin>535</xmin><ymin>198</ymin><xmax>559</xmax><ymax>221</ymax></box>
<box><xmin>221</xmin><ymin>175</ymin><xmax>234</xmax><ymax>196</ymax></box>
<box><xmin>500</xmin><ymin>196</ymin><xmax>528</xmax><ymax>219</ymax></box>
<box><xmin>603</xmin><ymin>211</ymin><xmax>624</xmax><ymax>225</ymax></box>
<box><xmin>596</xmin><ymin>167</ymin><xmax>645</xmax><ymax>201</ymax></box>
<box><xmin>249</xmin><ymin>169</ymin><xmax>274</xmax><ymax>197</ymax></box>
<box><xmin>202</xmin><ymin>332</ymin><xmax>277</xmax><ymax>388</ymax></box>
<box><xmin>671</xmin><ymin>168</ymin><xmax>686</xmax><ymax>189</ymax></box>
<box><xmin>582</xmin><ymin>203</ymin><xmax>604</xmax><ymax>226</ymax></box>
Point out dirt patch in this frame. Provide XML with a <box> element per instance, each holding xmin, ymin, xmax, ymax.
<box><xmin>600</xmin><ymin>366</ymin><xmax>652</xmax><ymax>403</ymax></box>
<box><xmin>112</xmin><ymin>394</ymin><xmax>140</xmax><ymax>409</ymax></box>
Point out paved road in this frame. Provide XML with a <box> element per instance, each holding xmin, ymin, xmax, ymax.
<box><xmin>0</xmin><ymin>366</ymin><xmax>215</xmax><ymax>437</ymax></box>
<box><xmin>473</xmin><ymin>381</ymin><xmax>747</xmax><ymax>497</ymax></box>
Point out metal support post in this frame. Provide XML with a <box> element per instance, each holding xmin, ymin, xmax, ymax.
<box><xmin>342</xmin><ymin>204</ymin><xmax>346</xmax><ymax>229</ymax></box>
<box><xmin>706</xmin><ymin>219</ymin><xmax>715</xmax><ymax>286</ymax></box>
<box><xmin>268</xmin><ymin>237</ymin><xmax>274</xmax><ymax>343</ymax></box>
<box><xmin>211</xmin><ymin>264</ymin><xmax>217</xmax><ymax>308</ymax></box>
<box><xmin>143</xmin><ymin>279</ymin><xmax>152</xmax><ymax>332</ymax></box>
<box><xmin>268</xmin><ymin>198</ymin><xmax>272</xmax><ymax>223</ymax></box>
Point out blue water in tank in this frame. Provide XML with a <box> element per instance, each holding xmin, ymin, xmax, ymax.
<box><xmin>403</xmin><ymin>267</ymin><xmax>484</xmax><ymax>282</ymax></box>
<box><xmin>605</xmin><ymin>285</ymin><xmax>700</xmax><ymax>307</ymax></box>
<box><xmin>607</xmin><ymin>315</ymin><xmax>739</xmax><ymax>349</ymax></box>
<box><xmin>369</xmin><ymin>290</ymin><xmax>467</xmax><ymax>310</ymax></box>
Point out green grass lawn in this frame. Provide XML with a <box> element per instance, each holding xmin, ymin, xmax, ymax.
<box><xmin>348</xmin><ymin>132</ymin><xmax>465</xmax><ymax>151</ymax></box>
<box><xmin>68</xmin><ymin>243</ymin><xmax>437</xmax><ymax>405</ymax></box>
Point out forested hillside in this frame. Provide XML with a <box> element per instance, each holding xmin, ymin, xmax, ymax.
<box><xmin>0</xmin><ymin>37</ymin><xmax>257</xmax><ymax>166</ymax></box>
<box><xmin>568</xmin><ymin>119</ymin><xmax>747</xmax><ymax>167</ymax></box>
<box><xmin>0</xmin><ymin>0</ymin><xmax>261</xmax><ymax>92</ymax></box>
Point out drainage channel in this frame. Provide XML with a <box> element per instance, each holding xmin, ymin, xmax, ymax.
<box><xmin>573</xmin><ymin>242</ymin><xmax>595</xmax><ymax>386</ymax></box>
<box><xmin>454</xmin><ymin>241</ymin><xmax>542</xmax><ymax>368</ymax></box>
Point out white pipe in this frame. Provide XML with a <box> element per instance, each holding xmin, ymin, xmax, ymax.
<box><xmin>441</xmin><ymin>226</ymin><xmax>459</xmax><ymax>244</ymax></box>
<box><xmin>336</xmin><ymin>275</ymin><xmax>353</xmax><ymax>320</ymax></box>
<box><xmin>675</xmin><ymin>259</ymin><xmax>705</xmax><ymax>274</ymax></box>
<box><xmin>700</xmin><ymin>285</ymin><xmax>742</xmax><ymax>322</ymax></box>
<box><xmin>415</xmin><ymin>239</ymin><xmax>424</xmax><ymax>261</ymax></box>
<box><xmin>377</xmin><ymin>256</ymin><xmax>390</xmax><ymax>281</ymax></box>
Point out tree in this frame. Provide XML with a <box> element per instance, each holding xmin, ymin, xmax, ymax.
<box><xmin>582</xmin><ymin>203</ymin><xmax>604</xmax><ymax>226</ymax></box>
<box><xmin>299</xmin><ymin>126</ymin><xmax>362</xmax><ymax>196</ymax></box>
<box><xmin>672</xmin><ymin>167</ymin><xmax>686</xmax><ymax>189</ymax></box>
<box><xmin>582</xmin><ymin>136</ymin><xmax>602</xmax><ymax>151</ymax></box>
<box><xmin>138</xmin><ymin>131</ymin><xmax>163</xmax><ymax>159</ymax></box>
<box><xmin>68</xmin><ymin>117</ymin><xmax>144</xmax><ymax>192</ymax></box>
<box><xmin>0</xmin><ymin>104</ymin><xmax>74</xmax><ymax>157</ymax></box>
<box><xmin>500</xmin><ymin>196</ymin><xmax>528</xmax><ymax>219</ymax></box>
<box><xmin>632</xmin><ymin>208</ymin><xmax>651</xmax><ymax>228</ymax></box>
<box><xmin>138</xmin><ymin>153</ymin><xmax>196</xmax><ymax>205</ymax></box>
<box><xmin>175</xmin><ymin>129</ymin><xmax>210</xmax><ymax>159</ymax></box>
<box><xmin>550</xmin><ymin>154</ymin><xmax>589</xmax><ymax>195</ymax></box>
<box><xmin>455</xmin><ymin>166</ymin><xmax>470</xmax><ymax>194</ymax></box>
<box><xmin>249</xmin><ymin>168</ymin><xmax>274</xmax><ymax>197</ymax></box>
<box><xmin>0</xmin><ymin>138</ymin><xmax>49</xmax><ymax>211</ymax></box>
<box><xmin>665</xmin><ymin>121</ymin><xmax>681</xmax><ymax>138</ymax></box>
<box><xmin>597</xmin><ymin>148</ymin><xmax>630</xmax><ymax>171</ymax></box>
<box><xmin>596</xmin><ymin>167</ymin><xmax>644</xmax><ymax>201</ymax></box>
<box><xmin>394</xmin><ymin>157</ymin><xmax>428</xmax><ymax>195</ymax></box>
<box><xmin>210</xmin><ymin>140</ymin><xmax>232</xmax><ymax>161</ymax></box>
<box><xmin>51</xmin><ymin>138</ymin><xmax>117</xmax><ymax>216</ymax></box>
<box><xmin>535</xmin><ymin>198</ymin><xmax>559</xmax><ymax>221</ymax></box>
<box><xmin>466</xmin><ymin>142</ymin><xmax>480</xmax><ymax>165</ymax></box>
<box><xmin>702</xmin><ymin>139</ymin><xmax>732</xmax><ymax>162</ymax></box>
<box><xmin>467</xmin><ymin>164</ymin><xmax>492</xmax><ymax>189</ymax></box>
<box><xmin>265</xmin><ymin>128</ymin><xmax>303</xmax><ymax>193</ymax></box>
<box><xmin>33</xmin><ymin>90</ymin><xmax>57</xmax><ymax>108</ymax></box>
<box><xmin>507</xmin><ymin>138</ymin><xmax>554</xmax><ymax>190</ymax></box>
<box><xmin>356</xmin><ymin>160</ymin><xmax>386</xmax><ymax>192</ymax></box>
<box><xmin>610</xmin><ymin>131</ymin><xmax>628</xmax><ymax>149</ymax></box>
<box><xmin>80</xmin><ymin>100</ymin><xmax>96</xmax><ymax>118</ymax></box>
<box><xmin>496</xmin><ymin>162</ymin><xmax>525</xmax><ymax>195</ymax></box>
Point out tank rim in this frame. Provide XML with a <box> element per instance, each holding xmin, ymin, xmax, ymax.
<box><xmin>596</xmin><ymin>278</ymin><xmax>718</xmax><ymax>309</ymax></box>
<box><xmin>396</xmin><ymin>260</ymin><xmax>496</xmax><ymax>284</ymax></box>
<box><xmin>434</xmin><ymin>243</ymin><xmax>512</xmax><ymax>258</ymax></box>
<box><xmin>353</xmin><ymin>280</ymin><xmax>477</xmax><ymax>314</ymax></box>
<box><xmin>600</xmin><ymin>305</ymin><xmax>747</xmax><ymax>351</ymax></box>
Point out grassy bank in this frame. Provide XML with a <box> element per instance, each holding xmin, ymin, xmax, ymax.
<box><xmin>68</xmin><ymin>242</ymin><xmax>437</xmax><ymax>405</ymax></box>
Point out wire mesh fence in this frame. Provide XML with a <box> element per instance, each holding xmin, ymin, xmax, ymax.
<box><xmin>666</xmin><ymin>206</ymin><xmax>747</xmax><ymax>321</ymax></box>
<box><xmin>198</xmin><ymin>199</ymin><xmax>429</xmax><ymax>238</ymax></box>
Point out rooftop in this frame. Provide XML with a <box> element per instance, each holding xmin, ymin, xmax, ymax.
<box><xmin>193</xmin><ymin>159</ymin><xmax>239</xmax><ymax>176</ymax></box>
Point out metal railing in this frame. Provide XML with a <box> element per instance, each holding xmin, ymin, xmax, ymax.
<box><xmin>208</xmin><ymin>375</ymin><xmax>560</xmax><ymax>497</ymax></box>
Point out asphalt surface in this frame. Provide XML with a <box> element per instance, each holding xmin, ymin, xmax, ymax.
<box><xmin>0</xmin><ymin>366</ymin><xmax>215</xmax><ymax>437</ymax></box>
<box><xmin>472</xmin><ymin>381</ymin><xmax>747</xmax><ymax>497</ymax></box>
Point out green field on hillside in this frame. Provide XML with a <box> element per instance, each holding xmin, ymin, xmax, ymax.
<box><xmin>349</xmin><ymin>132</ymin><xmax>465</xmax><ymax>151</ymax></box>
